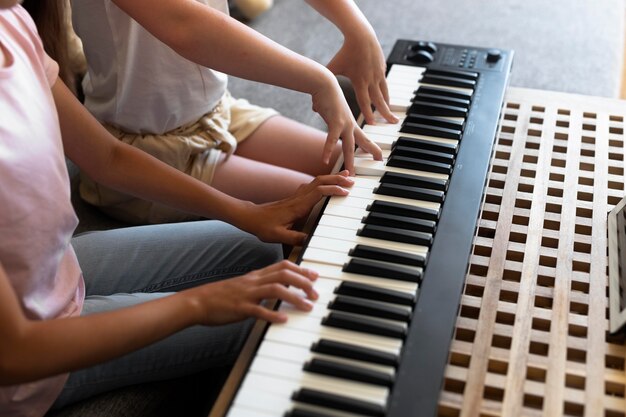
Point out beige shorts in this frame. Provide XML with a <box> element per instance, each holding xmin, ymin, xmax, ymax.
<box><xmin>80</xmin><ymin>91</ymin><xmax>278</xmax><ymax>224</ymax></box>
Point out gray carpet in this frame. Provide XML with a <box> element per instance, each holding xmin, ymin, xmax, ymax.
<box><xmin>229</xmin><ymin>0</ymin><xmax>625</xmax><ymax>130</ymax></box>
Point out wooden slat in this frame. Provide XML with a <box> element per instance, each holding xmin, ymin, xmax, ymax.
<box><xmin>459</xmin><ymin>101</ymin><xmax>530</xmax><ymax>417</ymax></box>
<box><xmin>584</xmin><ymin>109</ymin><xmax>610</xmax><ymax>417</ymax></box>
<box><xmin>440</xmin><ymin>87</ymin><xmax>626</xmax><ymax>417</ymax></box>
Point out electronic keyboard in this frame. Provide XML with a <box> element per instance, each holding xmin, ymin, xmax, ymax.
<box><xmin>214</xmin><ymin>39</ymin><xmax>514</xmax><ymax>417</ymax></box>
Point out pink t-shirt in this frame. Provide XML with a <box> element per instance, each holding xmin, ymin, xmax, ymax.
<box><xmin>0</xmin><ymin>6</ymin><xmax>85</xmax><ymax>417</ymax></box>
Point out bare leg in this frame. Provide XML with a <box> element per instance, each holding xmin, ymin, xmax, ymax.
<box><xmin>211</xmin><ymin>154</ymin><xmax>313</xmax><ymax>203</ymax></box>
<box><xmin>212</xmin><ymin>116</ymin><xmax>344</xmax><ymax>203</ymax></box>
<box><xmin>235</xmin><ymin>115</ymin><xmax>342</xmax><ymax>176</ymax></box>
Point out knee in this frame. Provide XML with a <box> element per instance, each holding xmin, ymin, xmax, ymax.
<box><xmin>255</xmin><ymin>241</ymin><xmax>284</xmax><ymax>266</ymax></box>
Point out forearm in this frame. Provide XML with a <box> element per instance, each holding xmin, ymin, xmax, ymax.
<box><xmin>102</xmin><ymin>141</ymin><xmax>251</xmax><ymax>225</ymax></box>
<box><xmin>112</xmin><ymin>0</ymin><xmax>335</xmax><ymax>96</ymax></box>
<box><xmin>0</xmin><ymin>271</ymin><xmax>197</xmax><ymax>385</ymax></box>
<box><xmin>305</xmin><ymin>0</ymin><xmax>374</xmax><ymax>38</ymax></box>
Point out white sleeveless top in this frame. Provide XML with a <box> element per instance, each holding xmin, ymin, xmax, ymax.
<box><xmin>72</xmin><ymin>0</ymin><xmax>229</xmax><ymax>134</ymax></box>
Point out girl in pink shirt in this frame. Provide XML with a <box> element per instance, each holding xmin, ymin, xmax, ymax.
<box><xmin>0</xmin><ymin>3</ymin><xmax>353</xmax><ymax>416</ymax></box>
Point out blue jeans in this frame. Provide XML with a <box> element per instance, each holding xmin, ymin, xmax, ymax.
<box><xmin>51</xmin><ymin>221</ymin><xmax>282</xmax><ymax>409</ymax></box>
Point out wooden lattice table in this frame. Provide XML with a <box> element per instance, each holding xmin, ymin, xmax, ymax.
<box><xmin>438</xmin><ymin>87</ymin><xmax>626</xmax><ymax>417</ymax></box>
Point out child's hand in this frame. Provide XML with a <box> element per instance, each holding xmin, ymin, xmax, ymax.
<box><xmin>311</xmin><ymin>73</ymin><xmax>383</xmax><ymax>175</ymax></box>
<box><xmin>327</xmin><ymin>27</ymin><xmax>399</xmax><ymax>126</ymax></box>
<box><xmin>186</xmin><ymin>261</ymin><xmax>320</xmax><ymax>325</ymax></box>
<box><xmin>239</xmin><ymin>171</ymin><xmax>354</xmax><ymax>245</ymax></box>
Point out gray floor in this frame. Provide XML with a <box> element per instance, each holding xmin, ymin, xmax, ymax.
<box><xmin>229</xmin><ymin>0</ymin><xmax>625</xmax><ymax>129</ymax></box>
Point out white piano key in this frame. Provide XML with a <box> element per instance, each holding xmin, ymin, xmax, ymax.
<box><xmin>361</xmin><ymin>131</ymin><xmax>396</xmax><ymax>149</ymax></box>
<box><xmin>257</xmin><ymin>340</ymin><xmax>396</xmax><ymax>377</ymax></box>
<box><xmin>233</xmin><ymin>385</ymin><xmax>297</xmax><ymax>415</ymax></box>
<box><xmin>364</xmin><ymin>124</ymin><xmax>411</xmax><ymax>136</ymax></box>
<box><xmin>301</xmin><ymin>248</ymin><xmax>424</xmax><ymax>293</ymax></box>
<box><xmin>418</xmin><ymin>82</ymin><xmax>474</xmax><ymax>96</ymax></box>
<box><xmin>302</xmin><ymin>247</ymin><xmax>423</xmax><ymax>288</ymax></box>
<box><xmin>283</xmin><ymin>276</ymin><xmax>339</xmax><ymax>307</ymax></box>
<box><xmin>363</xmin><ymin>123</ymin><xmax>460</xmax><ymax>139</ymax></box>
<box><xmin>307</xmin><ymin>235</ymin><xmax>356</xmax><ymax>253</ymax></box>
<box><xmin>250</xmin><ymin>355</ymin><xmax>389</xmax><ymax>404</ymax></box>
<box><xmin>388</xmin><ymin>69</ymin><xmax>419</xmax><ymax>80</ymax></box>
<box><xmin>281</xmin><ymin>292</ymin><xmax>409</xmax><ymax>327</ymax></box>
<box><xmin>388</xmin><ymin>89</ymin><xmax>414</xmax><ymax>100</ymax></box>
<box><xmin>387</xmin><ymin>87</ymin><xmax>415</xmax><ymax>97</ymax></box>
<box><xmin>300</xmin><ymin>259</ymin><xmax>419</xmax><ymax>293</ymax></box>
<box><xmin>370</xmin><ymin>110</ymin><xmax>408</xmax><ymax>124</ymax></box>
<box><xmin>319</xmin><ymin>207</ymin><xmax>430</xmax><ymax>236</ymax></box>
<box><xmin>312</xmin><ymin>224</ymin><xmax>429</xmax><ymax>261</ymax></box>
<box><xmin>303</xmin><ymin>246</ymin><xmax>350</xmax><ymax>266</ymax></box>
<box><xmin>236</xmin><ymin>374</ymin><xmax>377</xmax><ymax>417</ymax></box>
<box><xmin>266</xmin><ymin>318</ymin><xmax>403</xmax><ymax>353</ymax></box>
<box><xmin>354</xmin><ymin>158</ymin><xmax>448</xmax><ymax>181</ymax></box>
<box><xmin>316</xmin><ymin>213</ymin><xmax>430</xmax><ymax>250</ymax></box>
<box><xmin>317</xmin><ymin>214</ymin><xmax>364</xmax><ymax>231</ymax></box>
<box><xmin>322</xmin><ymin>203</ymin><xmax>369</xmax><ymax>220</ymax></box>
<box><xmin>346</xmin><ymin>183</ymin><xmax>444</xmax><ymax>208</ymax></box>
<box><xmin>389</xmin><ymin>78</ymin><xmax>473</xmax><ymax>97</ymax></box>
<box><xmin>309</xmin><ymin>275</ymin><xmax>341</xmax><ymax>292</ymax></box>
<box><xmin>387</xmin><ymin>64</ymin><xmax>425</xmax><ymax>78</ymax></box>
<box><xmin>348</xmin><ymin>175</ymin><xmax>384</xmax><ymax>189</ymax></box>
<box><xmin>362</xmin><ymin>124</ymin><xmax>459</xmax><ymax>145</ymax></box>
<box><xmin>330</xmin><ymin>191</ymin><xmax>440</xmax><ymax>212</ymax></box>
<box><xmin>353</xmin><ymin>147</ymin><xmax>392</xmax><ymax>159</ymax></box>
<box><xmin>285</xmin><ymin>299</ymin><xmax>330</xmax><ymax>319</ymax></box>
<box><xmin>257</xmin><ymin>339</ymin><xmax>313</xmax><ymax>363</ymax></box>
<box><xmin>388</xmin><ymin>85</ymin><xmax>415</xmax><ymax>97</ymax></box>
<box><xmin>389</xmin><ymin>97</ymin><xmax>413</xmax><ymax>112</ymax></box>
<box><xmin>227</xmin><ymin>405</ymin><xmax>276</xmax><ymax>417</ymax></box>
<box><xmin>387</xmin><ymin>79</ymin><xmax>419</xmax><ymax>91</ymax></box>
<box><xmin>348</xmin><ymin>175</ymin><xmax>382</xmax><ymax>187</ymax></box>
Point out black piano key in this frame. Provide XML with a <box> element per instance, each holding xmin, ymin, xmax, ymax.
<box><xmin>322</xmin><ymin>311</ymin><xmax>407</xmax><ymax>339</ymax></box>
<box><xmin>420</xmin><ymin>73</ymin><xmax>476</xmax><ymax>89</ymax></box>
<box><xmin>393</xmin><ymin>136</ymin><xmax>457</xmax><ymax>155</ymax></box>
<box><xmin>311</xmin><ymin>339</ymin><xmax>400</xmax><ymax>367</ymax></box>
<box><xmin>358</xmin><ymin>224</ymin><xmax>433</xmax><ymax>247</ymax></box>
<box><xmin>363</xmin><ymin>211</ymin><xmax>437</xmax><ymax>235</ymax></box>
<box><xmin>335</xmin><ymin>281</ymin><xmax>416</xmax><ymax>307</ymax></box>
<box><xmin>380</xmin><ymin>171</ymin><xmax>448</xmax><ymax>192</ymax></box>
<box><xmin>375</xmin><ymin>182</ymin><xmax>444</xmax><ymax>203</ymax></box>
<box><xmin>390</xmin><ymin>145</ymin><xmax>455</xmax><ymax>165</ymax></box>
<box><xmin>311</xmin><ymin>339</ymin><xmax>400</xmax><ymax>368</ymax></box>
<box><xmin>412</xmin><ymin>93</ymin><xmax>471</xmax><ymax>110</ymax></box>
<box><xmin>398</xmin><ymin>122</ymin><xmax>462</xmax><ymax>140</ymax></box>
<box><xmin>292</xmin><ymin>388</ymin><xmax>385</xmax><ymax>417</ymax></box>
<box><xmin>403</xmin><ymin>114</ymin><xmax>465</xmax><ymax>131</ymax></box>
<box><xmin>342</xmin><ymin>258</ymin><xmax>421</xmax><ymax>283</ymax></box>
<box><xmin>285</xmin><ymin>408</ymin><xmax>337</xmax><ymax>417</ymax></box>
<box><xmin>329</xmin><ymin>295</ymin><xmax>412</xmax><ymax>322</ymax></box>
<box><xmin>304</xmin><ymin>358</ymin><xmax>394</xmax><ymax>387</ymax></box>
<box><xmin>367</xmin><ymin>200</ymin><xmax>440</xmax><ymax>222</ymax></box>
<box><xmin>408</xmin><ymin>101</ymin><xmax>468</xmax><ymax>118</ymax></box>
<box><xmin>387</xmin><ymin>155</ymin><xmax>453</xmax><ymax>175</ymax></box>
<box><xmin>349</xmin><ymin>244</ymin><xmax>427</xmax><ymax>268</ymax></box>
<box><xmin>425</xmin><ymin>68</ymin><xmax>479</xmax><ymax>80</ymax></box>
<box><xmin>417</xmin><ymin>85</ymin><xmax>473</xmax><ymax>101</ymax></box>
